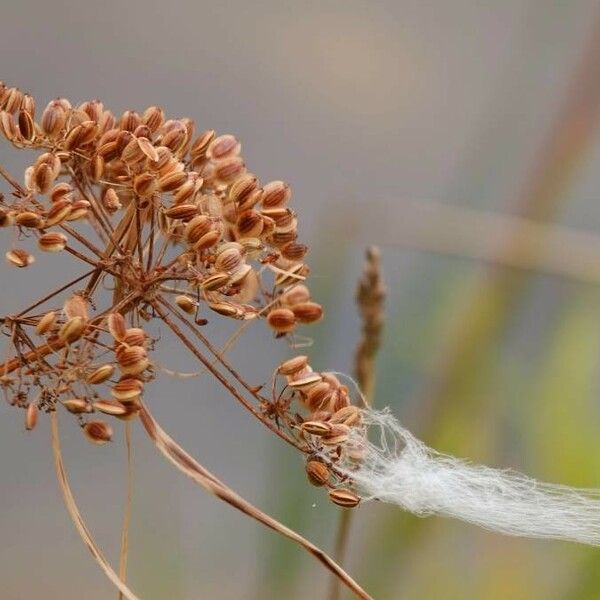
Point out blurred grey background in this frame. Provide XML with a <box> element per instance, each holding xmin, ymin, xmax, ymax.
<box><xmin>3</xmin><ymin>1</ymin><xmax>600</xmax><ymax>599</ymax></box>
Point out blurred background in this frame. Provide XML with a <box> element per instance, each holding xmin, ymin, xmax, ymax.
<box><xmin>2</xmin><ymin>1</ymin><xmax>600</xmax><ymax>598</ymax></box>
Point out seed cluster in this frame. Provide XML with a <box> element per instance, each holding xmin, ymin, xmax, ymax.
<box><xmin>0</xmin><ymin>82</ymin><xmax>362</xmax><ymax>509</ymax></box>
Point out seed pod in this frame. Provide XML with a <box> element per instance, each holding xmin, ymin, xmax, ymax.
<box><xmin>158</xmin><ymin>170</ymin><xmax>187</xmax><ymax>193</ymax></box>
<box><xmin>288</xmin><ymin>373</ymin><xmax>323</xmax><ymax>393</ymax></box>
<box><xmin>165</xmin><ymin>203</ymin><xmax>198</xmax><ymax>221</ymax></box>
<box><xmin>34</xmin><ymin>163</ymin><xmax>55</xmax><ymax>194</ymax></box>
<box><xmin>25</xmin><ymin>403</ymin><xmax>38</xmax><ymax>431</ymax></box>
<box><xmin>191</xmin><ymin>129</ymin><xmax>215</xmax><ymax>159</ymax></box>
<box><xmin>200</xmin><ymin>272</ymin><xmax>231</xmax><ymax>292</ymax></box>
<box><xmin>262</xmin><ymin>180</ymin><xmax>291</xmax><ymax>208</ymax></box>
<box><xmin>133</xmin><ymin>172</ymin><xmax>158</xmax><ymax>197</ymax></box>
<box><xmin>15</xmin><ymin>211</ymin><xmax>43</xmax><ymax>228</ymax></box>
<box><xmin>63</xmin><ymin>293</ymin><xmax>88</xmax><ymax>320</ymax></box>
<box><xmin>300</xmin><ymin>420</ymin><xmax>332</xmax><ymax>436</ymax></box>
<box><xmin>87</xmin><ymin>364</ymin><xmax>115</xmax><ymax>385</ymax></box>
<box><xmin>36</xmin><ymin>311</ymin><xmax>57</xmax><ymax>335</ymax></box>
<box><xmin>184</xmin><ymin>215</ymin><xmax>212</xmax><ymax>245</ymax></box>
<box><xmin>62</xmin><ymin>398</ymin><xmax>91</xmax><ymax>414</ymax></box>
<box><xmin>322</xmin><ymin>423</ymin><xmax>350</xmax><ymax>446</ymax></box>
<box><xmin>50</xmin><ymin>182</ymin><xmax>73</xmax><ymax>204</ymax></box>
<box><xmin>278</xmin><ymin>355</ymin><xmax>309</xmax><ymax>376</ymax></box>
<box><xmin>175</xmin><ymin>295</ymin><xmax>196</xmax><ymax>314</ymax></box>
<box><xmin>281</xmin><ymin>242</ymin><xmax>308</xmax><ymax>262</ymax></box>
<box><xmin>161</xmin><ymin>121</ymin><xmax>188</xmax><ymax>153</ymax></box>
<box><xmin>122</xmin><ymin>327</ymin><xmax>146</xmax><ymax>347</ymax></box>
<box><xmin>44</xmin><ymin>199</ymin><xmax>72</xmax><ymax>227</ymax></box>
<box><xmin>329</xmin><ymin>489</ymin><xmax>361</xmax><ymax>509</ymax></box>
<box><xmin>142</xmin><ymin>106</ymin><xmax>165</xmax><ymax>132</ymax></box>
<box><xmin>1</xmin><ymin>87</ymin><xmax>23</xmax><ymax>113</ymax></box>
<box><xmin>114</xmin><ymin>401</ymin><xmax>141</xmax><ymax>421</ymax></box>
<box><xmin>67</xmin><ymin>199</ymin><xmax>90</xmax><ymax>221</ymax></box>
<box><xmin>41</xmin><ymin>101</ymin><xmax>67</xmax><ymax>138</ymax></box>
<box><xmin>330</xmin><ymin>405</ymin><xmax>362</xmax><ymax>427</ymax></box>
<box><xmin>292</xmin><ymin>302</ymin><xmax>324</xmax><ymax>324</ymax></box>
<box><xmin>116</xmin><ymin>345</ymin><xmax>148</xmax><ymax>375</ymax></box>
<box><xmin>305</xmin><ymin>460</ymin><xmax>330</xmax><ymax>486</ymax></box>
<box><xmin>215</xmin><ymin>244</ymin><xmax>243</xmax><ymax>272</ymax></box>
<box><xmin>230</xmin><ymin>173</ymin><xmax>259</xmax><ymax>204</ymax></box>
<box><xmin>102</xmin><ymin>188</ymin><xmax>122</xmax><ymax>212</ymax></box>
<box><xmin>237</xmin><ymin>209</ymin><xmax>264</xmax><ymax>238</ymax></box>
<box><xmin>305</xmin><ymin>382</ymin><xmax>334</xmax><ymax>412</ymax></box>
<box><xmin>207</xmin><ymin>134</ymin><xmax>241</xmax><ymax>161</ymax></box>
<box><xmin>38</xmin><ymin>231</ymin><xmax>67</xmax><ymax>252</ymax></box>
<box><xmin>193</xmin><ymin>229</ymin><xmax>221</xmax><ymax>252</ymax></box>
<box><xmin>119</xmin><ymin>110</ymin><xmax>141</xmax><ymax>132</ymax></box>
<box><xmin>208</xmin><ymin>301</ymin><xmax>244</xmax><ymax>318</ymax></box>
<box><xmin>93</xmin><ymin>399</ymin><xmax>128</xmax><ymax>417</ymax></box>
<box><xmin>214</xmin><ymin>156</ymin><xmax>245</xmax><ymax>184</ymax></box>
<box><xmin>107</xmin><ymin>312</ymin><xmax>127</xmax><ymax>341</ymax></box>
<box><xmin>18</xmin><ymin>109</ymin><xmax>34</xmax><ymax>141</ymax></box>
<box><xmin>59</xmin><ymin>316</ymin><xmax>86</xmax><ymax>343</ymax></box>
<box><xmin>111</xmin><ymin>378</ymin><xmax>144</xmax><ymax>403</ymax></box>
<box><xmin>267</xmin><ymin>308</ymin><xmax>296</xmax><ymax>333</ymax></box>
<box><xmin>6</xmin><ymin>248</ymin><xmax>34</xmax><ymax>268</ymax></box>
<box><xmin>83</xmin><ymin>420</ymin><xmax>113</xmax><ymax>445</ymax></box>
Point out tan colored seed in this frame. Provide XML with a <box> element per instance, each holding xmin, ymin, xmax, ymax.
<box><xmin>41</xmin><ymin>101</ymin><xmax>67</xmax><ymax>138</ymax></box>
<box><xmin>165</xmin><ymin>203</ymin><xmax>198</xmax><ymax>221</ymax></box>
<box><xmin>159</xmin><ymin>170</ymin><xmax>188</xmax><ymax>192</ymax></box>
<box><xmin>208</xmin><ymin>301</ymin><xmax>244</xmax><ymax>319</ymax></box>
<box><xmin>133</xmin><ymin>172</ymin><xmax>158</xmax><ymax>197</ymax></box>
<box><xmin>214</xmin><ymin>245</ymin><xmax>243</xmax><ymax>272</ymax></box>
<box><xmin>281</xmin><ymin>242</ymin><xmax>308</xmax><ymax>262</ymax></box>
<box><xmin>15</xmin><ymin>211</ymin><xmax>43</xmax><ymax>228</ymax></box>
<box><xmin>107</xmin><ymin>312</ymin><xmax>127</xmax><ymax>341</ymax></box>
<box><xmin>200</xmin><ymin>272</ymin><xmax>231</xmax><ymax>291</ymax></box>
<box><xmin>229</xmin><ymin>173</ymin><xmax>259</xmax><ymax>204</ymax></box>
<box><xmin>207</xmin><ymin>134</ymin><xmax>241</xmax><ymax>160</ymax></box>
<box><xmin>278</xmin><ymin>355</ymin><xmax>309</xmax><ymax>376</ymax></box>
<box><xmin>262</xmin><ymin>180</ymin><xmax>291</xmax><ymax>208</ymax></box>
<box><xmin>63</xmin><ymin>293</ymin><xmax>88</xmax><ymax>320</ymax></box>
<box><xmin>193</xmin><ymin>229</ymin><xmax>221</xmax><ymax>251</ymax></box>
<box><xmin>184</xmin><ymin>215</ymin><xmax>212</xmax><ymax>244</ymax></box>
<box><xmin>18</xmin><ymin>109</ymin><xmax>34</xmax><ymax>141</ymax></box>
<box><xmin>191</xmin><ymin>129</ymin><xmax>215</xmax><ymax>158</ymax></box>
<box><xmin>122</xmin><ymin>327</ymin><xmax>146</xmax><ymax>346</ymax></box>
<box><xmin>305</xmin><ymin>460</ymin><xmax>330</xmax><ymax>487</ymax></box>
<box><xmin>93</xmin><ymin>399</ymin><xmax>128</xmax><ymax>417</ymax></box>
<box><xmin>237</xmin><ymin>209</ymin><xmax>264</xmax><ymax>238</ymax></box>
<box><xmin>102</xmin><ymin>188</ymin><xmax>122</xmax><ymax>212</ymax></box>
<box><xmin>142</xmin><ymin>106</ymin><xmax>165</xmax><ymax>132</ymax></box>
<box><xmin>36</xmin><ymin>311</ymin><xmax>57</xmax><ymax>335</ymax></box>
<box><xmin>288</xmin><ymin>373</ymin><xmax>323</xmax><ymax>392</ymax></box>
<box><xmin>300</xmin><ymin>420</ymin><xmax>332</xmax><ymax>436</ymax></box>
<box><xmin>116</xmin><ymin>345</ymin><xmax>148</xmax><ymax>375</ymax></box>
<box><xmin>322</xmin><ymin>423</ymin><xmax>350</xmax><ymax>446</ymax></box>
<box><xmin>111</xmin><ymin>378</ymin><xmax>144</xmax><ymax>403</ymax></box>
<box><xmin>83</xmin><ymin>420</ymin><xmax>113</xmax><ymax>445</ymax></box>
<box><xmin>38</xmin><ymin>231</ymin><xmax>67</xmax><ymax>252</ymax></box>
<box><xmin>292</xmin><ymin>302</ymin><xmax>324</xmax><ymax>324</ymax></box>
<box><xmin>267</xmin><ymin>308</ymin><xmax>296</xmax><ymax>333</ymax></box>
<box><xmin>67</xmin><ymin>199</ymin><xmax>90</xmax><ymax>221</ymax></box>
<box><xmin>25</xmin><ymin>403</ymin><xmax>38</xmax><ymax>431</ymax></box>
<box><xmin>305</xmin><ymin>381</ymin><xmax>334</xmax><ymax>412</ymax></box>
<box><xmin>62</xmin><ymin>398</ymin><xmax>91</xmax><ymax>414</ymax></box>
<box><xmin>175</xmin><ymin>295</ymin><xmax>196</xmax><ymax>314</ymax></box>
<box><xmin>86</xmin><ymin>364</ymin><xmax>115</xmax><ymax>384</ymax></box>
<box><xmin>58</xmin><ymin>316</ymin><xmax>86</xmax><ymax>343</ymax></box>
<box><xmin>328</xmin><ymin>489</ymin><xmax>361</xmax><ymax>508</ymax></box>
<box><xmin>330</xmin><ymin>406</ymin><xmax>362</xmax><ymax>427</ymax></box>
<box><xmin>214</xmin><ymin>156</ymin><xmax>245</xmax><ymax>184</ymax></box>
<box><xmin>6</xmin><ymin>248</ymin><xmax>34</xmax><ymax>268</ymax></box>
<box><xmin>44</xmin><ymin>199</ymin><xmax>72</xmax><ymax>227</ymax></box>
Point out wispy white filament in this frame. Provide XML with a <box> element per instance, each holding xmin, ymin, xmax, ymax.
<box><xmin>345</xmin><ymin>409</ymin><xmax>600</xmax><ymax>546</ymax></box>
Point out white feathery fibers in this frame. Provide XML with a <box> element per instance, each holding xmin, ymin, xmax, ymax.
<box><xmin>343</xmin><ymin>408</ymin><xmax>600</xmax><ymax>546</ymax></box>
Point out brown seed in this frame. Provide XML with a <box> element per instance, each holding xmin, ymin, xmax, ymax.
<box><xmin>207</xmin><ymin>134</ymin><xmax>241</xmax><ymax>160</ymax></box>
<box><xmin>137</xmin><ymin>136</ymin><xmax>159</xmax><ymax>161</ymax></box>
<box><xmin>93</xmin><ymin>399</ymin><xmax>128</xmax><ymax>417</ymax></box>
<box><xmin>191</xmin><ymin>129</ymin><xmax>215</xmax><ymax>158</ymax></box>
<box><xmin>322</xmin><ymin>423</ymin><xmax>350</xmax><ymax>446</ymax></box>
<box><xmin>1</xmin><ymin>87</ymin><xmax>23</xmax><ymax>113</ymax></box>
<box><xmin>142</xmin><ymin>106</ymin><xmax>165</xmax><ymax>132</ymax></box>
<box><xmin>193</xmin><ymin>229</ymin><xmax>221</xmax><ymax>252</ymax></box>
<box><xmin>119</xmin><ymin>110</ymin><xmax>141</xmax><ymax>132</ymax></box>
<box><xmin>161</xmin><ymin>120</ymin><xmax>188</xmax><ymax>153</ymax></box>
<box><xmin>107</xmin><ymin>312</ymin><xmax>127</xmax><ymax>341</ymax></box>
<box><xmin>122</xmin><ymin>327</ymin><xmax>146</xmax><ymax>346</ymax></box>
<box><xmin>133</xmin><ymin>172</ymin><xmax>158</xmax><ymax>197</ymax></box>
<box><xmin>165</xmin><ymin>203</ymin><xmax>199</xmax><ymax>221</ymax></box>
<box><xmin>305</xmin><ymin>460</ymin><xmax>330</xmax><ymax>486</ymax></box>
<box><xmin>281</xmin><ymin>242</ymin><xmax>308</xmax><ymax>262</ymax></box>
<box><xmin>48</xmin><ymin>183</ymin><xmax>72</xmax><ymax>205</ymax></box>
<box><xmin>58</xmin><ymin>316</ymin><xmax>86</xmax><ymax>343</ymax></box>
<box><xmin>200</xmin><ymin>272</ymin><xmax>231</xmax><ymax>291</ymax></box>
<box><xmin>262</xmin><ymin>180</ymin><xmax>291</xmax><ymax>208</ymax></box>
<box><xmin>6</xmin><ymin>248</ymin><xmax>34</xmax><ymax>268</ymax></box>
<box><xmin>116</xmin><ymin>345</ymin><xmax>148</xmax><ymax>375</ymax></box>
<box><xmin>67</xmin><ymin>199</ymin><xmax>90</xmax><ymax>222</ymax></box>
<box><xmin>305</xmin><ymin>382</ymin><xmax>334</xmax><ymax>412</ymax></box>
<box><xmin>0</xmin><ymin>207</ymin><xmax>13</xmax><ymax>227</ymax></box>
<box><xmin>267</xmin><ymin>307</ymin><xmax>296</xmax><ymax>333</ymax></box>
<box><xmin>87</xmin><ymin>364</ymin><xmax>115</xmax><ymax>384</ymax></box>
<box><xmin>329</xmin><ymin>488</ymin><xmax>361</xmax><ymax>508</ymax></box>
<box><xmin>25</xmin><ymin>403</ymin><xmax>38</xmax><ymax>431</ymax></box>
<box><xmin>44</xmin><ymin>199</ymin><xmax>72</xmax><ymax>227</ymax></box>
<box><xmin>62</xmin><ymin>398</ymin><xmax>91</xmax><ymax>414</ymax></box>
<box><xmin>38</xmin><ymin>231</ymin><xmax>67</xmax><ymax>252</ymax></box>
<box><xmin>214</xmin><ymin>244</ymin><xmax>244</xmax><ymax>272</ymax></box>
<box><xmin>102</xmin><ymin>188</ymin><xmax>122</xmax><ymax>212</ymax></box>
<box><xmin>158</xmin><ymin>170</ymin><xmax>187</xmax><ymax>192</ymax></box>
<box><xmin>288</xmin><ymin>373</ymin><xmax>323</xmax><ymax>392</ymax></box>
<box><xmin>18</xmin><ymin>109</ymin><xmax>34</xmax><ymax>141</ymax></box>
<box><xmin>292</xmin><ymin>302</ymin><xmax>324</xmax><ymax>324</ymax></box>
<box><xmin>175</xmin><ymin>295</ymin><xmax>197</xmax><ymax>314</ymax></box>
<box><xmin>330</xmin><ymin>406</ymin><xmax>362</xmax><ymax>427</ymax></box>
<box><xmin>270</xmin><ymin>229</ymin><xmax>298</xmax><ymax>247</ymax></box>
<box><xmin>41</xmin><ymin>100</ymin><xmax>67</xmax><ymax>138</ymax></box>
<box><xmin>0</xmin><ymin>110</ymin><xmax>19</xmax><ymax>141</ymax></box>
<box><xmin>184</xmin><ymin>215</ymin><xmax>212</xmax><ymax>245</ymax></box>
<box><xmin>63</xmin><ymin>293</ymin><xmax>88</xmax><ymax>320</ymax></box>
<box><xmin>84</xmin><ymin>420</ymin><xmax>113</xmax><ymax>445</ymax></box>
<box><xmin>34</xmin><ymin>163</ymin><xmax>55</xmax><ymax>194</ymax></box>
<box><xmin>36</xmin><ymin>311</ymin><xmax>57</xmax><ymax>335</ymax></box>
<box><xmin>237</xmin><ymin>209</ymin><xmax>264</xmax><ymax>238</ymax></box>
<box><xmin>89</xmin><ymin>154</ymin><xmax>104</xmax><ymax>181</ymax></box>
<box><xmin>208</xmin><ymin>301</ymin><xmax>244</xmax><ymax>319</ymax></box>
<box><xmin>214</xmin><ymin>156</ymin><xmax>245</xmax><ymax>184</ymax></box>
<box><xmin>280</xmin><ymin>284</ymin><xmax>311</xmax><ymax>306</ymax></box>
<box><xmin>300</xmin><ymin>420</ymin><xmax>332</xmax><ymax>436</ymax></box>
<box><xmin>278</xmin><ymin>355</ymin><xmax>309</xmax><ymax>376</ymax></box>
<box><xmin>229</xmin><ymin>263</ymin><xmax>253</xmax><ymax>286</ymax></box>
<box><xmin>173</xmin><ymin>174</ymin><xmax>202</xmax><ymax>204</ymax></box>
<box><xmin>114</xmin><ymin>401</ymin><xmax>141</xmax><ymax>421</ymax></box>
<box><xmin>15</xmin><ymin>211</ymin><xmax>43</xmax><ymax>228</ymax></box>
<box><xmin>229</xmin><ymin>173</ymin><xmax>259</xmax><ymax>204</ymax></box>
<box><xmin>111</xmin><ymin>378</ymin><xmax>144</xmax><ymax>403</ymax></box>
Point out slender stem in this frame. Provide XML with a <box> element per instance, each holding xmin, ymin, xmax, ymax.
<box><xmin>118</xmin><ymin>423</ymin><xmax>133</xmax><ymax>600</ymax></box>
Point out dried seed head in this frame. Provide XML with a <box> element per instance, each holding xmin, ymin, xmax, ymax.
<box><xmin>93</xmin><ymin>399</ymin><xmax>128</xmax><ymax>417</ymax></box>
<box><xmin>25</xmin><ymin>403</ymin><xmax>38</xmax><ymax>431</ymax></box>
<box><xmin>38</xmin><ymin>231</ymin><xmax>68</xmax><ymax>252</ymax></box>
<box><xmin>62</xmin><ymin>398</ymin><xmax>91</xmax><ymax>414</ymax></box>
<box><xmin>87</xmin><ymin>364</ymin><xmax>115</xmax><ymax>385</ymax></box>
<box><xmin>36</xmin><ymin>311</ymin><xmax>57</xmax><ymax>335</ymax></box>
<box><xmin>305</xmin><ymin>460</ymin><xmax>330</xmax><ymax>486</ymax></box>
<box><xmin>6</xmin><ymin>248</ymin><xmax>35</xmax><ymax>268</ymax></box>
<box><xmin>58</xmin><ymin>316</ymin><xmax>86</xmax><ymax>343</ymax></box>
<box><xmin>278</xmin><ymin>355</ymin><xmax>309</xmax><ymax>376</ymax></box>
<box><xmin>207</xmin><ymin>134</ymin><xmax>241</xmax><ymax>160</ymax></box>
<box><xmin>292</xmin><ymin>302</ymin><xmax>324</xmax><ymax>324</ymax></box>
<box><xmin>108</xmin><ymin>312</ymin><xmax>127</xmax><ymax>341</ymax></box>
<box><xmin>15</xmin><ymin>211</ymin><xmax>43</xmax><ymax>228</ymax></box>
<box><xmin>84</xmin><ymin>420</ymin><xmax>113</xmax><ymax>445</ymax></box>
<box><xmin>262</xmin><ymin>180</ymin><xmax>291</xmax><ymax>208</ymax></box>
<box><xmin>328</xmin><ymin>489</ymin><xmax>361</xmax><ymax>508</ymax></box>
<box><xmin>111</xmin><ymin>377</ymin><xmax>144</xmax><ymax>403</ymax></box>
<box><xmin>267</xmin><ymin>307</ymin><xmax>296</xmax><ymax>333</ymax></box>
<box><xmin>175</xmin><ymin>295</ymin><xmax>197</xmax><ymax>314</ymax></box>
